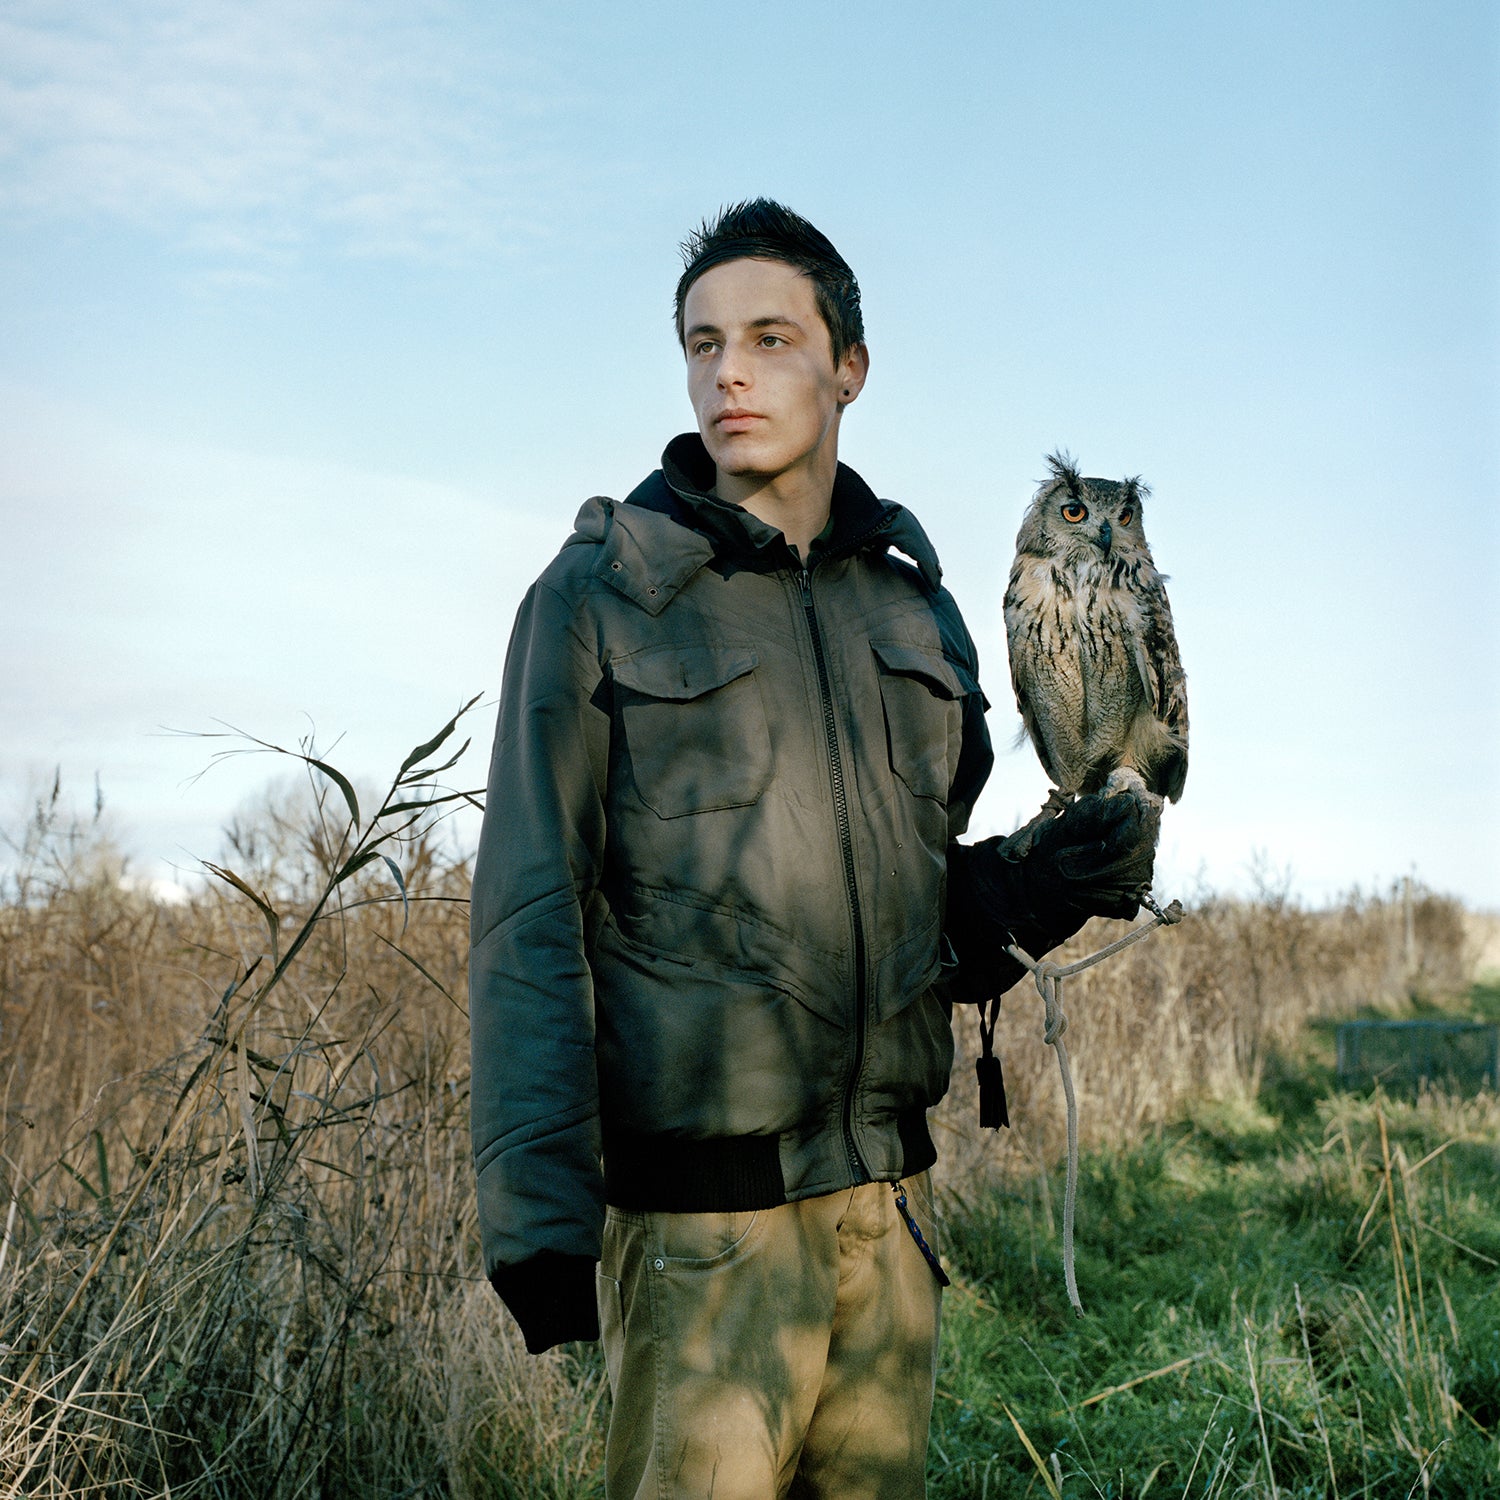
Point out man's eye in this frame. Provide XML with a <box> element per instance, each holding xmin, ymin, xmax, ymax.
<box><xmin>693</xmin><ymin>341</ymin><xmax>718</xmax><ymax>356</ymax></box>
<box><xmin>759</xmin><ymin>334</ymin><xmax>784</xmax><ymax>347</ymax></box>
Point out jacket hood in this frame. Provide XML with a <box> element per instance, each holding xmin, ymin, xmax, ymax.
<box><xmin>562</xmin><ymin>434</ymin><xmax>945</xmax><ymax>615</ymax></box>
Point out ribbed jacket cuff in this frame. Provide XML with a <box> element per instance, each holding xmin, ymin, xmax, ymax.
<box><xmin>489</xmin><ymin>1251</ymin><xmax>599</xmax><ymax>1354</ymax></box>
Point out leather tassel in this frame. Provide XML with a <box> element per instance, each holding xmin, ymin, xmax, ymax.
<box><xmin>976</xmin><ymin>1052</ymin><xmax>1009</xmax><ymax>1130</ymax></box>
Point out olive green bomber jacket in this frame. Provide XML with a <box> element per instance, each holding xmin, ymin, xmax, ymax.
<box><xmin>469</xmin><ymin>436</ymin><xmax>994</xmax><ymax>1289</ymax></box>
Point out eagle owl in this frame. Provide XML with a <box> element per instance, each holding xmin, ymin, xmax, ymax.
<box><xmin>1003</xmin><ymin>452</ymin><xmax>1188</xmax><ymax>818</ymax></box>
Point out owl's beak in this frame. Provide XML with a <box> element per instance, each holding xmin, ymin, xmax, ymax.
<box><xmin>1097</xmin><ymin>520</ymin><xmax>1113</xmax><ymax>553</ymax></box>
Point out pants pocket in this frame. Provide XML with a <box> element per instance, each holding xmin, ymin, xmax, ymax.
<box><xmin>652</xmin><ymin>1208</ymin><xmax>761</xmax><ymax>1268</ymax></box>
<box><xmin>595</xmin><ymin>1268</ymin><xmax>623</xmax><ymax>1397</ymax></box>
<box><xmin>899</xmin><ymin>1170</ymin><xmax>941</xmax><ymax>1255</ymax></box>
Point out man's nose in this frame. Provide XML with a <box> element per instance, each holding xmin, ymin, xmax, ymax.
<box><xmin>716</xmin><ymin>341</ymin><xmax>751</xmax><ymax>389</ymax></box>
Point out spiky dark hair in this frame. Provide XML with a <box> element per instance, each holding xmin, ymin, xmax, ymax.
<box><xmin>673</xmin><ymin>199</ymin><xmax>865</xmax><ymax>365</ymax></box>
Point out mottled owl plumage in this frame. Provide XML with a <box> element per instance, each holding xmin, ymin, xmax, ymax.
<box><xmin>1004</xmin><ymin>452</ymin><xmax>1188</xmax><ymax>811</ymax></box>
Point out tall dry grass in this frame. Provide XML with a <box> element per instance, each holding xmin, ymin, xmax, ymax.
<box><xmin>0</xmin><ymin>722</ymin><xmax>1480</xmax><ymax>1495</ymax></box>
<box><xmin>0</xmin><ymin>713</ymin><xmax>604</xmax><ymax>1497</ymax></box>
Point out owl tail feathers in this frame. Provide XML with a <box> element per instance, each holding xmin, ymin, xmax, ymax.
<box><xmin>996</xmin><ymin>786</ymin><xmax>1075</xmax><ymax>861</ymax></box>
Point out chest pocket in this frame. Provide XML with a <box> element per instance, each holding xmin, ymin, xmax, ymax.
<box><xmin>871</xmin><ymin>640</ymin><xmax>968</xmax><ymax>802</ymax></box>
<box><xmin>611</xmin><ymin>644</ymin><xmax>772</xmax><ymax>819</ymax></box>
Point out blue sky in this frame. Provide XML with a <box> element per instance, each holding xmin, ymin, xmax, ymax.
<box><xmin>2</xmin><ymin>0</ymin><xmax>1497</xmax><ymax>907</ymax></box>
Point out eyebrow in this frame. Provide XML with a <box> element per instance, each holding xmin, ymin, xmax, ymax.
<box><xmin>684</xmin><ymin>314</ymin><xmax>805</xmax><ymax>341</ymax></box>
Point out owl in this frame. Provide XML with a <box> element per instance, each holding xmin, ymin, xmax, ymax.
<box><xmin>1003</xmin><ymin>452</ymin><xmax>1188</xmax><ymax>819</ymax></box>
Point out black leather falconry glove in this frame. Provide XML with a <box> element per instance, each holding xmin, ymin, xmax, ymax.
<box><xmin>944</xmin><ymin>792</ymin><xmax>1158</xmax><ymax>1128</ymax></box>
<box><xmin>944</xmin><ymin>791</ymin><xmax>1158</xmax><ymax>1008</ymax></box>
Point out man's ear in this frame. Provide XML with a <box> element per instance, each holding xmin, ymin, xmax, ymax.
<box><xmin>837</xmin><ymin>343</ymin><xmax>870</xmax><ymax>406</ymax></box>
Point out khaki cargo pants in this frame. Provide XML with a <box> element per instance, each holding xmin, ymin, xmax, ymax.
<box><xmin>596</xmin><ymin>1174</ymin><xmax>943</xmax><ymax>1499</ymax></box>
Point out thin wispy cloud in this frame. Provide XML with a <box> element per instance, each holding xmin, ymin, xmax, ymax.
<box><xmin>0</xmin><ymin>0</ymin><xmax>570</xmax><ymax>263</ymax></box>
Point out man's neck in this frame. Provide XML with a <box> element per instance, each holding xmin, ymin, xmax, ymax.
<box><xmin>714</xmin><ymin>450</ymin><xmax>838</xmax><ymax>558</ymax></box>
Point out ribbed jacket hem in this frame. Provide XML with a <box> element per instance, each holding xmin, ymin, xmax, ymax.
<box><xmin>603</xmin><ymin>1110</ymin><xmax>936</xmax><ymax>1212</ymax></box>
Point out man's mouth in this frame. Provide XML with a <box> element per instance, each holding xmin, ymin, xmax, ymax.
<box><xmin>715</xmin><ymin>409</ymin><xmax>764</xmax><ymax>431</ymax></box>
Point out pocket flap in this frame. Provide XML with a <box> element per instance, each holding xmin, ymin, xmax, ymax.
<box><xmin>612</xmin><ymin>644</ymin><xmax>759</xmax><ymax>702</ymax></box>
<box><xmin>871</xmin><ymin>640</ymin><xmax>966</xmax><ymax>700</ymax></box>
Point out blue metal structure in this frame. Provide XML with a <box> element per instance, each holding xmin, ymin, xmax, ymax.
<box><xmin>1335</xmin><ymin>1019</ymin><xmax>1499</xmax><ymax>1093</ymax></box>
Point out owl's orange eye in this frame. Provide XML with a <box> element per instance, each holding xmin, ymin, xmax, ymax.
<box><xmin>1119</xmin><ymin>508</ymin><xmax>1133</xmax><ymax>525</ymax></box>
<box><xmin>1061</xmin><ymin>501</ymin><xmax>1087</xmax><ymax>523</ymax></box>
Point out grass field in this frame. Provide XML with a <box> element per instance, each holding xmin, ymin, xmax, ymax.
<box><xmin>0</xmin><ymin>726</ymin><xmax>1494</xmax><ymax>1496</ymax></box>
<box><xmin>930</xmin><ymin>1006</ymin><xmax>1500</xmax><ymax>1498</ymax></box>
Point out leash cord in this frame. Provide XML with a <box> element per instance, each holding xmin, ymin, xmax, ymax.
<box><xmin>1003</xmin><ymin>898</ymin><xmax>1184</xmax><ymax>1316</ymax></box>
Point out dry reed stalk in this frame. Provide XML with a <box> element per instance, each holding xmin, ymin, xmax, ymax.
<box><xmin>1295</xmin><ymin>1282</ymin><xmax>1341</xmax><ymax>1498</ymax></box>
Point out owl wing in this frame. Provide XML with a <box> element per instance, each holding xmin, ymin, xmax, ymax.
<box><xmin>1129</xmin><ymin>567</ymin><xmax>1189</xmax><ymax>801</ymax></box>
<box><xmin>1004</xmin><ymin>557</ymin><xmax>1086</xmax><ymax>792</ymax></box>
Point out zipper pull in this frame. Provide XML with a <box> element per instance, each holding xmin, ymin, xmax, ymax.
<box><xmin>800</xmin><ymin>567</ymin><xmax>812</xmax><ymax>605</ymax></box>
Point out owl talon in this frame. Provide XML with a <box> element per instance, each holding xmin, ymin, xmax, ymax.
<box><xmin>998</xmin><ymin>787</ymin><xmax>1074</xmax><ymax>860</ymax></box>
<box><xmin>1102</xmin><ymin>767</ymin><xmax>1148</xmax><ymax>800</ymax></box>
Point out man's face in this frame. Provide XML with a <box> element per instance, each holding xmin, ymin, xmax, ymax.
<box><xmin>682</xmin><ymin>257</ymin><xmax>867</xmax><ymax>499</ymax></box>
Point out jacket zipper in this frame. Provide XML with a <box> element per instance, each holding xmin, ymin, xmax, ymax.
<box><xmin>799</xmin><ymin>564</ymin><xmax>870</xmax><ymax>1183</ymax></box>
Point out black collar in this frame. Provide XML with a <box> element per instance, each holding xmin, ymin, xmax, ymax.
<box><xmin>625</xmin><ymin>432</ymin><xmax>899</xmax><ymax>567</ymax></box>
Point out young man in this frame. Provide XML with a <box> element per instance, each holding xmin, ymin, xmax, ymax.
<box><xmin>470</xmin><ymin>200</ymin><xmax>1154</xmax><ymax>1498</ymax></box>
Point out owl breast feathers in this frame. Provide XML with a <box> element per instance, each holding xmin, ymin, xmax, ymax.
<box><xmin>1003</xmin><ymin>452</ymin><xmax>1188</xmax><ymax>804</ymax></box>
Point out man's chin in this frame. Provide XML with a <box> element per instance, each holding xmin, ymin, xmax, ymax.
<box><xmin>704</xmin><ymin>443</ymin><xmax>775</xmax><ymax>482</ymax></box>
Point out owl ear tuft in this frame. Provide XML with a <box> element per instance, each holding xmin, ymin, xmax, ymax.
<box><xmin>1121</xmin><ymin>475</ymin><xmax>1152</xmax><ymax>504</ymax></box>
<box><xmin>1043</xmin><ymin>450</ymin><xmax>1082</xmax><ymax>496</ymax></box>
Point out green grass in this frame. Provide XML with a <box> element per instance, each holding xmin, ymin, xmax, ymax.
<box><xmin>929</xmin><ymin>989</ymin><xmax>1500</xmax><ymax>1498</ymax></box>
<box><xmin>1464</xmin><ymin>980</ymin><xmax>1500</xmax><ymax>1024</ymax></box>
